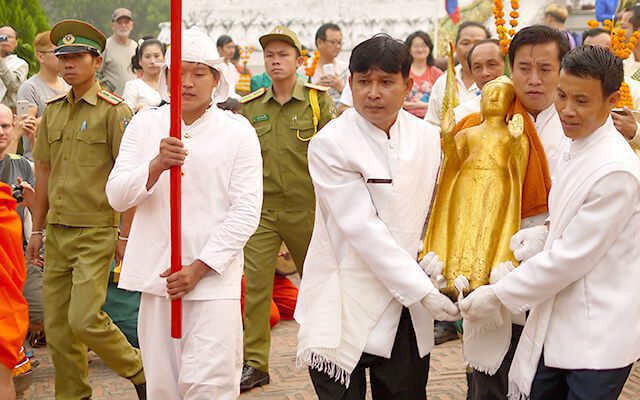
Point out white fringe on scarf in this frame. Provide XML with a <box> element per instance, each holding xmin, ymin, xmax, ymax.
<box><xmin>508</xmin><ymin>381</ymin><xmax>529</xmax><ymax>400</ymax></box>
<box><xmin>297</xmin><ymin>349</ymin><xmax>352</xmax><ymax>388</ymax></box>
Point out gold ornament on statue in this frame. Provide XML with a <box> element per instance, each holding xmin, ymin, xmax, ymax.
<box><xmin>421</xmin><ymin>76</ymin><xmax>529</xmax><ymax>300</ymax></box>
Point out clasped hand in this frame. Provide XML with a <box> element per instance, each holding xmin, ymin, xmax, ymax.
<box><xmin>160</xmin><ymin>259</ymin><xmax>210</xmax><ymax>300</ymax></box>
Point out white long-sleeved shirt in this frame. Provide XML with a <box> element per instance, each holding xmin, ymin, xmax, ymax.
<box><xmin>306</xmin><ymin>109</ymin><xmax>440</xmax><ymax>357</ymax></box>
<box><xmin>495</xmin><ymin>119</ymin><xmax>640</xmax><ymax>369</ymax></box>
<box><xmin>0</xmin><ymin>54</ymin><xmax>28</xmax><ymax>108</ymax></box>
<box><xmin>528</xmin><ymin>104</ymin><xmax>565</xmax><ymax>178</ymax></box>
<box><xmin>106</xmin><ymin>104</ymin><xmax>263</xmax><ymax>300</ymax></box>
<box><xmin>425</xmin><ymin>64</ymin><xmax>479</xmax><ymax>127</ymax></box>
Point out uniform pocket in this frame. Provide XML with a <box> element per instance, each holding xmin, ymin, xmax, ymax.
<box><xmin>74</xmin><ymin>129</ymin><xmax>108</xmax><ymax>166</ymax></box>
<box><xmin>47</xmin><ymin>129</ymin><xmax>62</xmax><ymax>144</ymax></box>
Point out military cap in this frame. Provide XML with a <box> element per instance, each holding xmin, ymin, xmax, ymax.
<box><xmin>50</xmin><ymin>19</ymin><xmax>107</xmax><ymax>56</ymax></box>
<box><xmin>259</xmin><ymin>25</ymin><xmax>302</xmax><ymax>53</ymax></box>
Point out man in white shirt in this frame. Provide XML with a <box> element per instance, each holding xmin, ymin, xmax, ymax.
<box><xmin>465</xmin><ymin>25</ymin><xmax>570</xmax><ymax>400</ymax></box>
<box><xmin>106</xmin><ymin>28</ymin><xmax>263</xmax><ymax>399</ymax></box>
<box><xmin>311</xmin><ymin>23</ymin><xmax>349</xmax><ymax>104</ymax></box>
<box><xmin>296</xmin><ymin>34</ymin><xmax>459</xmax><ymax>400</ymax></box>
<box><xmin>216</xmin><ymin>35</ymin><xmax>241</xmax><ymax>100</ymax></box>
<box><xmin>0</xmin><ymin>25</ymin><xmax>28</xmax><ymax>109</ymax></box>
<box><xmin>460</xmin><ymin>44</ymin><xmax>640</xmax><ymax>400</ymax></box>
<box><xmin>425</xmin><ymin>21</ymin><xmax>489</xmax><ymax>127</ymax></box>
<box><xmin>98</xmin><ymin>8</ymin><xmax>137</xmax><ymax>95</ymax></box>
<box><xmin>454</xmin><ymin>39</ymin><xmax>505</xmax><ymax>123</ymax></box>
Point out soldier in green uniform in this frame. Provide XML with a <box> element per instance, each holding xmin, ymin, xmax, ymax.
<box><xmin>26</xmin><ymin>20</ymin><xmax>146</xmax><ymax>399</ymax></box>
<box><xmin>240</xmin><ymin>25</ymin><xmax>336</xmax><ymax>391</ymax></box>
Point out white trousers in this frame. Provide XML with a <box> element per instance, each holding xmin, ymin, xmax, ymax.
<box><xmin>138</xmin><ymin>293</ymin><xmax>242</xmax><ymax>400</ymax></box>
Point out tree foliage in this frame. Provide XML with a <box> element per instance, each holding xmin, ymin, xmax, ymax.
<box><xmin>0</xmin><ymin>0</ymin><xmax>49</xmax><ymax>75</ymax></box>
<box><xmin>39</xmin><ymin>0</ymin><xmax>170</xmax><ymax>40</ymax></box>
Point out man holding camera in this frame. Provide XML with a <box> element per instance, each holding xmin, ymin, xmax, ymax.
<box><xmin>0</xmin><ymin>26</ymin><xmax>29</xmax><ymax>110</ymax></box>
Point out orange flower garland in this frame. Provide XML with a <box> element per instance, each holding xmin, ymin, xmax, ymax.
<box><xmin>494</xmin><ymin>0</ymin><xmax>519</xmax><ymax>55</ymax></box>
<box><xmin>584</xmin><ymin>19</ymin><xmax>637</xmax><ymax>108</ymax></box>
<box><xmin>304</xmin><ymin>50</ymin><xmax>320</xmax><ymax>81</ymax></box>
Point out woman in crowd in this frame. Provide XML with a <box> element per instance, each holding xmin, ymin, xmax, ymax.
<box><xmin>122</xmin><ymin>37</ymin><xmax>165</xmax><ymax>113</ymax></box>
<box><xmin>403</xmin><ymin>31</ymin><xmax>443</xmax><ymax>118</ymax></box>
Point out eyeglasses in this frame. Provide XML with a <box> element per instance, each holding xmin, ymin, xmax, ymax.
<box><xmin>323</xmin><ymin>39</ymin><xmax>343</xmax><ymax>47</ymax></box>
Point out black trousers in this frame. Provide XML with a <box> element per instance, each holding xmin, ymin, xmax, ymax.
<box><xmin>472</xmin><ymin>324</ymin><xmax>523</xmax><ymax>400</ymax></box>
<box><xmin>309</xmin><ymin>307</ymin><xmax>430</xmax><ymax>400</ymax></box>
<box><xmin>530</xmin><ymin>354</ymin><xmax>632</xmax><ymax>400</ymax></box>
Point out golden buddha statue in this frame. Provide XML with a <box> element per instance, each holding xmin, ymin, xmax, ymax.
<box><xmin>423</xmin><ymin>76</ymin><xmax>529</xmax><ymax>300</ymax></box>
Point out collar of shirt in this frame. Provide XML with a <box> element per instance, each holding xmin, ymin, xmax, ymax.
<box><xmin>182</xmin><ymin>103</ymin><xmax>218</xmax><ymax>135</ymax></box>
<box><xmin>454</xmin><ymin>64</ymin><xmax>478</xmax><ymax>94</ymax></box>
<box><xmin>529</xmin><ymin>103</ymin><xmax>557</xmax><ymax>131</ymax></box>
<box><xmin>66</xmin><ymin>80</ymin><xmax>100</xmax><ymax>106</ymax></box>
<box><xmin>262</xmin><ymin>77</ymin><xmax>306</xmax><ymax>104</ymax></box>
<box><xmin>568</xmin><ymin>117</ymin><xmax>614</xmax><ymax>156</ymax></box>
<box><xmin>353</xmin><ymin>109</ymin><xmax>400</xmax><ymax>143</ymax></box>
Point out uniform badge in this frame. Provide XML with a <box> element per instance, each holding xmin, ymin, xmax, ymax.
<box><xmin>273</xmin><ymin>29</ymin><xmax>284</xmax><ymax>34</ymax></box>
<box><xmin>254</xmin><ymin>114</ymin><xmax>270</xmax><ymax>123</ymax></box>
<box><xmin>119</xmin><ymin>117</ymin><xmax>130</xmax><ymax>131</ymax></box>
<box><xmin>62</xmin><ymin>34</ymin><xmax>75</xmax><ymax>45</ymax></box>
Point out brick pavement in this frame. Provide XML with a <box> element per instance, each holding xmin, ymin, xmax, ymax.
<box><xmin>17</xmin><ymin>319</ymin><xmax>640</xmax><ymax>399</ymax></box>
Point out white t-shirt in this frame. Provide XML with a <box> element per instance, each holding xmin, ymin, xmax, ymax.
<box><xmin>122</xmin><ymin>78</ymin><xmax>162</xmax><ymax>111</ymax></box>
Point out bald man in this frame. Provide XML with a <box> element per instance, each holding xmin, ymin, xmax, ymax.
<box><xmin>0</xmin><ymin>26</ymin><xmax>29</xmax><ymax>109</ymax></box>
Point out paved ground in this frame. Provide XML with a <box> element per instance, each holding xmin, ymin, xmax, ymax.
<box><xmin>17</xmin><ymin>319</ymin><xmax>640</xmax><ymax>399</ymax></box>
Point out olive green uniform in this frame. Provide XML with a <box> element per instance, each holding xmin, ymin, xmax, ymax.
<box><xmin>33</xmin><ymin>81</ymin><xmax>144</xmax><ymax>399</ymax></box>
<box><xmin>241</xmin><ymin>77</ymin><xmax>336</xmax><ymax>372</ymax></box>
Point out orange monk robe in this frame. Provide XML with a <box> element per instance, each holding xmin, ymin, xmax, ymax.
<box><xmin>0</xmin><ymin>182</ymin><xmax>28</xmax><ymax>371</ymax></box>
<box><xmin>455</xmin><ymin>97</ymin><xmax>552</xmax><ymax>218</ymax></box>
<box><xmin>241</xmin><ymin>275</ymin><xmax>299</xmax><ymax>328</ymax></box>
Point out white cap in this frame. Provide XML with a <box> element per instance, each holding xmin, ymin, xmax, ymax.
<box><xmin>158</xmin><ymin>28</ymin><xmax>230</xmax><ymax>104</ymax></box>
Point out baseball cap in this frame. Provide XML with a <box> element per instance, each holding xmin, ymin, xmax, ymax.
<box><xmin>112</xmin><ymin>8</ymin><xmax>133</xmax><ymax>22</ymax></box>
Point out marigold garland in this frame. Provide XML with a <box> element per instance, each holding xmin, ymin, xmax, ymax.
<box><xmin>587</xmin><ymin>20</ymin><xmax>638</xmax><ymax>108</ymax></box>
<box><xmin>494</xmin><ymin>0</ymin><xmax>519</xmax><ymax>55</ymax></box>
<box><xmin>302</xmin><ymin>50</ymin><xmax>320</xmax><ymax>82</ymax></box>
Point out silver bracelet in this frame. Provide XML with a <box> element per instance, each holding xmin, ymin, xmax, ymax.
<box><xmin>118</xmin><ymin>236</ymin><xmax>129</xmax><ymax>241</ymax></box>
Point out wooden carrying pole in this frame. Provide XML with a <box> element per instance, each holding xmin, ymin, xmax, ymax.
<box><xmin>170</xmin><ymin>0</ymin><xmax>182</xmax><ymax>339</ymax></box>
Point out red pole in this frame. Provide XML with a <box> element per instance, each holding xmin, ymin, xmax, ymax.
<box><xmin>170</xmin><ymin>0</ymin><xmax>182</xmax><ymax>339</ymax></box>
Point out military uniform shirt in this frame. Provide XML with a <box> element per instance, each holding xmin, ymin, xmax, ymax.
<box><xmin>33</xmin><ymin>81</ymin><xmax>131</xmax><ymax>227</ymax></box>
<box><xmin>241</xmin><ymin>78</ymin><xmax>335</xmax><ymax>211</ymax></box>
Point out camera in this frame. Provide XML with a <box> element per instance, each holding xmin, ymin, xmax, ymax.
<box><xmin>11</xmin><ymin>184</ymin><xmax>23</xmax><ymax>203</ymax></box>
<box><xmin>0</xmin><ymin>35</ymin><xmax>7</xmax><ymax>42</ymax></box>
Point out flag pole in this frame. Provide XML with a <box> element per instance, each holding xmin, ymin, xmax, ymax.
<box><xmin>433</xmin><ymin>0</ymin><xmax>441</xmax><ymax>58</ymax></box>
<box><xmin>170</xmin><ymin>0</ymin><xmax>182</xmax><ymax>339</ymax></box>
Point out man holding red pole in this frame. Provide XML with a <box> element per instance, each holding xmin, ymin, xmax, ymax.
<box><xmin>106</xmin><ymin>28</ymin><xmax>263</xmax><ymax>399</ymax></box>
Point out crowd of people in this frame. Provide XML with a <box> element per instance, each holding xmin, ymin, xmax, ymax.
<box><xmin>2</xmin><ymin>2</ymin><xmax>640</xmax><ymax>400</ymax></box>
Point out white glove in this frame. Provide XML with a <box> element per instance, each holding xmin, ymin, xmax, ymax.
<box><xmin>458</xmin><ymin>285</ymin><xmax>502</xmax><ymax>322</ymax></box>
<box><xmin>509</xmin><ymin>225</ymin><xmax>549</xmax><ymax>262</ymax></box>
<box><xmin>489</xmin><ymin>261</ymin><xmax>515</xmax><ymax>285</ymax></box>
<box><xmin>421</xmin><ymin>289</ymin><xmax>461</xmax><ymax>321</ymax></box>
<box><xmin>419</xmin><ymin>251</ymin><xmax>446</xmax><ymax>289</ymax></box>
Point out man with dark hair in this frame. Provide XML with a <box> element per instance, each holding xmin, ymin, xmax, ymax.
<box><xmin>297</xmin><ymin>34</ymin><xmax>459</xmax><ymax>400</ymax></box>
<box><xmin>461</xmin><ymin>44</ymin><xmax>640</xmax><ymax>400</ymax></box>
<box><xmin>240</xmin><ymin>25</ymin><xmax>336</xmax><ymax>392</ymax></box>
<box><xmin>26</xmin><ymin>20</ymin><xmax>146</xmax><ymax>399</ymax></box>
<box><xmin>426</xmin><ymin>21</ymin><xmax>490</xmax><ymax>127</ymax></box>
<box><xmin>454</xmin><ymin>39</ymin><xmax>505</xmax><ymax>122</ymax></box>
<box><xmin>308</xmin><ymin>22</ymin><xmax>348</xmax><ymax>103</ymax></box>
<box><xmin>462</xmin><ymin>25</ymin><xmax>568</xmax><ymax>400</ymax></box>
<box><xmin>620</xmin><ymin>6</ymin><xmax>640</xmax><ymax>78</ymax></box>
<box><xmin>508</xmin><ymin>25</ymin><xmax>569</xmax><ymax>179</ymax></box>
<box><xmin>0</xmin><ymin>25</ymin><xmax>28</xmax><ymax>109</ymax></box>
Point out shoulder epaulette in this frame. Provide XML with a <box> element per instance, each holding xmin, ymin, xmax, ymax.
<box><xmin>46</xmin><ymin>93</ymin><xmax>67</xmax><ymax>104</ymax></box>
<box><xmin>304</xmin><ymin>82</ymin><xmax>330</xmax><ymax>92</ymax></box>
<box><xmin>241</xmin><ymin>87</ymin><xmax>266</xmax><ymax>104</ymax></box>
<box><xmin>97</xmin><ymin>89</ymin><xmax>125</xmax><ymax>106</ymax></box>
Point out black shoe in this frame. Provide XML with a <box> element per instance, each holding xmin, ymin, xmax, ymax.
<box><xmin>240</xmin><ymin>364</ymin><xmax>270</xmax><ymax>392</ymax></box>
<box><xmin>434</xmin><ymin>321</ymin><xmax>459</xmax><ymax>345</ymax></box>
<box><xmin>134</xmin><ymin>383</ymin><xmax>146</xmax><ymax>400</ymax></box>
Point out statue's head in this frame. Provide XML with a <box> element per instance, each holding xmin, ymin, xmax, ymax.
<box><xmin>480</xmin><ymin>75</ymin><xmax>515</xmax><ymax>119</ymax></box>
